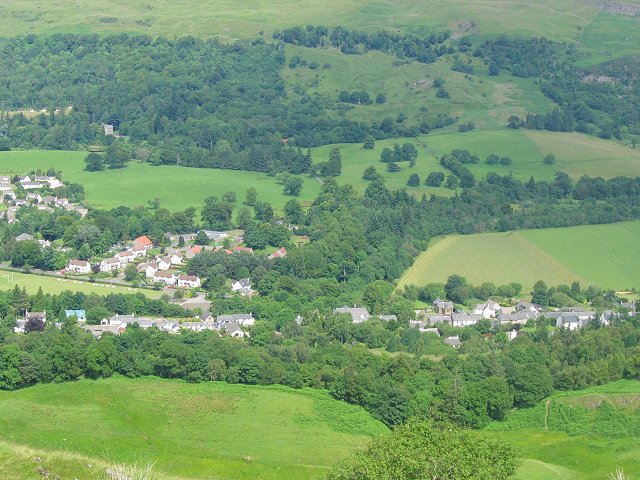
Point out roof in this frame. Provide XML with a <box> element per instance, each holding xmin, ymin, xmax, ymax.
<box><xmin>154</xmin><ymin>271</ymin><xmax>175</xmax><ymax>278</ymax></box>
<box><xmin>102</xmin><ymin>257</ymin><xmax>120</xmax><ymax>265</ymax></box>
<box><xmin>334</xmin><ymin>306</ymin><xmax>370</xmax><ymax>317</ymax></box>
<box><xmin>217</xmin><ymin>313</ymin><xmax>254</xmax><ymax>323</ymax></box>
<box><xmin>444</xmin><ymin>335</ymin><xmax>461</xmax><ymax>346</ymax></box>
<box><xmin>134</xmin><ymin>235</ymin><xmax>152</xmax><ymax>247</ymax></box>
<box><xmin>179</xmin><ymin>275</ymin><xmax>199</xmax><ymax>282</ymax></box>
<box><xmin>65</xmin><ymin>309</ymin><xmax>86</xmax><ymax>318</ymax></box>
<box><xmin>15</xmin><ymin>233</ymin><xmax>34</xmax><ymax>241</ymax></box>
<box><xmin>232</xmin><ymin>246</ymin><xmax>254</xmax><ymax>253</ymax></box>
<box><xmin>268</xmin><ymin>247</ymin><xmax>288</xmax><ymax>259</ymax></box>
<box><xmin>190</xmin><ymin>246</ymin><xmax>202</xmax><ymax>254</ymax></box>
<box><xmin>69</xmin><ymin>259</ymin><xmax>89</xmax><ymax>266</ymax></box>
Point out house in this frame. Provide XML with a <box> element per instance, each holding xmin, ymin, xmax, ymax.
<box><xmin>108</xmin><ymin>314</ymin><xmax>158</xmax><ymax>329</ymax></box>
<box><xmin>516</xmin><ymin>301</ymin><xmax>542</xmax><ymax>314</ymax></box>
<box><xmin>333</xmin><ymin>306</ymin><xmax>370</xmax><ymax>323</ymax></box>
<box><xmin>100</xmin><ymin>257</ymin><xmax>121</xmax><ymax>272</ymax></box>
<box><xmin>268</xmin><ymin>247</ymin><xmax>288</xmax><ymax>260</ymax></box>
<box><xmin>20</xmin><ymin>181</ymin><xmax>44</xmax><ymax>190</ymax></box>
<box><xmin>444</xmin><ymin>335</ymin><xmax>462</xmax><ymax>348</ymax></box>
<box><xmin>6</xmin><ymin>206</ymin><xmax>18</xmax><ymax>223</ymax></box>
<box><xmin>554</xmin><ymin>311</ymin><xmax>596</xmax><ymax>330</ymax></box>
<box><xmin>473</xmin><ymin>299</ymin><xmax>501</xmax><ymax>319</ymax></box>
<box><xmin>203</xmin><ymin>230</ymin><xmax>228</xmax><ymax>242</ymax></box>
<box><xmin>451</xmin><ymin>313</ymin><xmax>483</xmax><ymax>327</ymax></box>
<box><xmin>15</xmin><ymin>233</ymin><xmax>34</xmax><ymax>242</ymax></box>
<box><xmin>143</xmin><ymin>262</ymin><xmax>159</xmax><ymax>278</ymax></box>
<box><xmin>37</xmin><ymin>239</ymin><xmax>51</xmax><ymax>248</ymax></box>
<box><xmin>66</xmin><ymin>259</ymin><xmax>91</xmax><ymax>274</ymax></box>
<box><xmin>65</xmin><ymin>309</ymin><xmax>87</xmax><ymax>323</ymax></box>
<box><xmin>101</xmin><ymin>123</ymin><xmax>114</xmax><ymax>136</ymax></box>
<box><xmin>169</xmin><ymin>252</ymin><xmax>184</xmax><ymax>265</ymax></box>
<box><xmin>153</xmin><ymin>271</ymin><xmax>176</xmax><ymax>285</ymax></box>
<box><xmin>26</xmin><ymin>193</ymin><xmax>43</xmax><ymax>204</ymax></box>
<box><xmin>0</xmin><ymin>175</ymin><xmax>13</xmax><ymax>192</ymax></box>
<box><xmin>425</xmin><ymin>314</ymin><xmax>452</xmax><ymax>324</ymax></box>
<box><xmin>178</xmin><ymin>275</ymin><xmax>201</xmax><ymax>288</ymax></box>
<box><xmin>157</xmin><ymin>257</ymin><xmax>171</xmax><ymax>271</ymax></box>
<box><xmin>376</xmin><ymin>314</ymin><xmax>398</xmax><ymax>322</ymax></box>
<box><xmin>130</xmin><ymin>245</ymin><xmax>148</xmax><ymax>258</ymax></box>
<box><xmin>82</xmin><ymin>323</ymin><xmax>124</xmax><ymax>338</ymax></box>
<box><xmin>180</xmin><ymin>321</ymin><xmax>214</xmax><ymax>332</ymax></box>
<box><xmin>231</xmin><ymin>278</ymin><xmax>254</xmax><ymax>296</ymax></box>
<box><xmin>186</xmin><ymin>245</ymin><xmax>202</xmax><ymax>258</ymax></box>
<box><xmin>25</xmin><ymin>311</ymin><xmax>47</xmax><ymax>323</ymax></box>
<box><xmin>34</xmin><ymin>176</ymin><xmax>63</xmax><ymax>189</ymax></box>
<box><xmin>13</xmin><ymin>319</ymin><xmax>26</xmax><ymax>334</ymax></box>
<box><xmin>216</xmin><ymin>313</ymin><xmax>255</xmax><ymax>326</ymax></box>
<box><xmin>433</xmin><ymin>299</ymin><xmax>454</xmax><ymax>315</ymax></box>
<box><xmin>133</xmin><ymin>235</ymin><xmax>153</xmax><ymax>250</ymax></box>
<box><xmin>409</xmin><ymin>321</ymin><xmax>441</xmax><ymax>335</ymax></box>
<box><xmin>497</xmin><ymin>310</ymin><xmax>538</xmax><ymax>326</ymax></box>
<box><xmin>223</xmin><ymin>322</ymin><xmax>246</xmax><ymax>338</ymax></box>
<box><xmin>232</xmin><ymin>246</ymin><xmax>254</xmax><ymax>254</ymax></box>
<box><xmin>117</xmin><ymin>251</ymin><xmax>135</xmax><ymax>264</ymax></box>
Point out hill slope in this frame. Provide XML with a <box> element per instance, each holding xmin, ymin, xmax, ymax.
<box><xmin>0</xmin><ymin>377</ymin><xmax>387</xmax><ymax>480</ymax></box>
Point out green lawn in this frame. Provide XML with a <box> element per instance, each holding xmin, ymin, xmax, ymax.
<box><xmin>398</xmin><ymin>221</ymin><xmax>640</xmax><ymax>291</ymax></box>
<box><xmin>0</xmin><ymin>270</ymin><xmax>161</xmax><ymax>297</ymax></box>
<box><xmin>0</xmin><ymin>150</ymin><xmax>321</xmax><ymax>212</ymax></box>
<box><xmin>0</xmin><ymin>377</ymin><xmax>386</xmax><ymax>480</ymax></box>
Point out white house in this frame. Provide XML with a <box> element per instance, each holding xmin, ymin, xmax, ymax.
<box><xmin>153</xmin><ymin>271</ymin><xmax>176</xmax><ymax>285</ymax></box>
<box><xmin>223</xmin><ymin>322</ymin><xmax>246</xmax><ymax>338</ymax></box>
<box><xmin>133</xmin><ymin>235</ymin><xmax>153</xmax><ymax>250</ymax></box>
<box><xmin>130</xmin><ymin>246</ymin><xmax>148</xmax><ymax>258</ymax></box>
<box><xmin>117</xmin><ymin>251</ymin><xmax>135</xmax><ymax>264</ymax></box>
<box><xmin>66</xmin><ymin>259</ymin><xmax>91</xmax><ymax>274</ymax></box>
<box><xmin>178</xmin><ymin>275</ymin><xmax>201</xmax><ymax>288</ymax></box>
<box><xmin>451</xmin><ymin>313</ymin><xmax>484</xmax><ymax>327</ymax></box>
<box><xmin>231</xmin><ymin>278</ymin><xmax>253</xmax><ymax>296</ymax></box>
<box><xmin>100</xmin><ymin>257</ymin><xmax>121</xmax><ymax>272</ymax></box>
<box><xmin>333</xmin><ymin>306</ymin><xmax>370</xmax><ymax>323</ymax></box>
<box><xmin>0</xmin><ymin>175</ymin><xmax>13</xmax><ymax>193</ymax></box>
<box><xmin>217</xmin><ymin>313</ymin><xmax>255</xmax><ymax>326</ymax></box>
<box><xmin>473</xmin><ymin>299</ymin><xmax>502</xmax><ymax>319</ymax></box>
<box><xmin>169</xmin><ymin>253</ymin><xmax>184</xmax><ymax>265</ymax></box>
<box><xmin>144</xmin><ymin>262</ymin><xmax>159</xmax><ymax>278</ymax></box>
<box><xmin>157</xmin><ymin>257</ymin><xmax>171</xmax><ymax>271</ymax></box>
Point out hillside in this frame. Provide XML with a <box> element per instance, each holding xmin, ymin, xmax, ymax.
<box><xmin>0</xmin><ymin>377</ymin><xmax>387</xmax><ymax>480</ymax></box>
<box><xmin>398</xmin><ymin>221</ymin><xmax>640</xmax><ymax>291</ymax></box>
<box><xmin>486</xmin><ymin>381</ymin><xmax>640</xmax><ymax>479</ymax></box>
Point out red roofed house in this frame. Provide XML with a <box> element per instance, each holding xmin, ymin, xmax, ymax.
<box><xmin>186</xmin><ymin>245</ymin><xmax>202</xmax><ymax>259</ymax></box>
<box><xmin>133</xmin><ymin>235</ymin><xmax>153</xmax><ymax>250</ymax></box>
<box><xmin>232</xmin><ymin>246</ymin><xmax>254</xmax><ymax>254</ymax></box>
<box><xmin>268</xmin><ymin>247</ymin><xmax>287</xmax><ymax>260</ymax></box>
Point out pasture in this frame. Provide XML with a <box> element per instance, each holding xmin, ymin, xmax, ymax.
<box><xmin>0</xmin><ymin>269</ymin><xmax>161</xmax><ymax>297</ymax></box>
<box><xmin>0</xmin><ymin>377</ymin><xmax>386</xmax><ymax>480</ymax></box>
<box><xmin>487</xmin><ymin>381</ymin><xmax>640</xmax><ymax>480</ymax></box>
<box><xmin>0</xmin><ymin>0</ymin><xmax>603</xmax><ymax>44</ymax></box>
<box><xmin>0</xmin><ymin>150</ymin><xmax>321</xmax><ymax>212</ymax></box>
<box><xmin>397</xmin><ymin>221</ymin><xmax>640</xmax><ymax>291</ymax></box>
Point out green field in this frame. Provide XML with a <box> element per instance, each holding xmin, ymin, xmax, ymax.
<box><xmin>398</xmin><ymin>221</ymin><xmax>640</xmax><ymax>291</ymax></box>
<box><xmin>487</xmin><ymin>381</ymin><xmax>640</xmax><ymax>480</ymax></box>
<box><xmin>0</xmin><ymin>150</ymin><xmax>321</xmax><ymax>212</ymax></box>
<box><xmin>0</xmin><ymin>270</ymin><xmax>161</xmax><ymax>297</ymax></box>
<box><xmin>0</xmin><ymin>377</ymin><xmax>387</xmax><ymax>480</ymax></box>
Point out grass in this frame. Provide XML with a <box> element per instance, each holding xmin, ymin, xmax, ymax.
<box><xmin>0</xmin><ymin>377</ymin><xmax>387</xmax><ymax>480</ymax></box>
<box><xmin>0</xmin><ymin>150</ymin><xmax>321</xmax><ymax>212</ymax></box>
<box><xmin>398</xmin><ymin>221</ymin><xmax>640</xmax><ymax>291</ymax></box>
<box><xmin>0</xmin><ymin>269</ymin><xmax>162</xmax><ymax>297</ymax></box>
<box><xmin>485</xmin><ymin>381</ymin><xmax>640</xmax><ymax>479</ymax></box>
<box><xmin>0</xmin><ymin>0</ymin><xmax>602</xmax><ymax>43</ymax></box>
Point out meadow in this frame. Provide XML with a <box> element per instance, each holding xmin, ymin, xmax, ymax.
<box><xmin>486</xmin><ymin>380</ymin><xmax>640</xmax><ymax>479</ymax></box>
<box><xmin>0</xmin><ymin>150</ymin><xmax>321</xmax><ymax>212</ymax></box>
<box><xmin>397</xmin><ymin>221</ymin><xmax>640</xmax><ymax>291</ymax></box>
<box><xmin>0</xmin><ymin>377</ymin><xmax>387</xmax><ymax>480</ymax></box>
<box><xmin>0</xmin><ymin>269</ymin><xmax>161</xmax><ymax>297</ymax></box>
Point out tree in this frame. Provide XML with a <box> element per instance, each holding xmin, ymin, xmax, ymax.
<box><xmin>362</xmin><ymin>166</ymin><xmax>378</xmax><ymax>180</ymax></box>
<box><xmin>104</xmin><ymin>142</ymin><xmax>130</xmax><ymax>169</ymax></box>
<box><xmin>283</xmin><ymin>199</ymin><xmax>304</xmax><ymax>224</ymax></box>
<box><xmin>201</xmin><ymin>201</ymin><xmax>233</xmax><ymax>230</ymax></box>
<box><xmin>532</xmin><ymin>280</ymin><xmax>549</xmax><ymax>306</ymax></box>
<box><xmin>195</xmin><ymin>230</ymin><xmax>210</xmax><ymax>245</ymax></box>
<box><xmin>425</xmin><ymin>171</ymin><xmax>445</xmax><ymax>187</ymax></box>
<box><xmin>544</xmin><ymin>153</ymin><xmax>556</xmax><ymax>165</ymax></box>
<box><xmin>283</xmin><ymin>176</ymin><xmax>303</xmax><ymax>196</ymax></box>
<box><xmin>445</xmin><ymin>175</ymin><xmax>459</xmax><ymax>189</ymax></box>
<box><xmin>84</xmin><ymin>152</ymin><xmax>104</xmax><ymax>171</ymax></box>
<box><xmin>406</xmin><ymin>173</ymin><xmax>420</xmax><ymax>186</ymax></box>
<box><xmin>124</xmin><ymin>263</ymin><xmax>138</xmax><ymax>282</ymax></box>
<box><xmin>386</xmin><ymin>162</ymin><xmax>400</xmax><ymax>172</ymax></box>
<box><xmin>375</xmin><ymin>93</ymin><xmax>386</xmax><ymax>104</ymax></box>
<box><xmin>380</xmin><ymin>148</ymin><xmax>394</xmax><ymax>163</ymax></box>
<box><xmin>363</xmin><ymin>136</ymin><xmax>375</xmax><ymax>149</ymax></box>
<box><xmin>507</xmin><ymin>115</ymin><xmax>522</xmax><ymax>129</ymax></box>
<box><xmin>325</xmin><ymin>420</ymin><xmax>518</xmax><ymax>480</ymax></box>
<box><xmin>488</xmin><ymin>62</ymin><xmax>500</xmax><ymax>76</ymax></box>
<box><xmin>254</xmin><ymin>201</ymin><xmax>274</xmax><ymax>222</ymax></box>
<box><xmin>245</xmin><ymin>187</ymin><xmax>258</xmax><ymax>206</ymax></box>
<box><xmin>177</xmin><ymin>236</ymin><xmax>185</xmax><ymax>247</ymax></box>
<box><xmin>401</xmin><ymin>143</ymin><xmax>418</xmax><ymax>163</ymax></box>
<box><xmin>222</xmin><ymin>191</ymin><xmax>237</xmax><ymax>203</ymax></box>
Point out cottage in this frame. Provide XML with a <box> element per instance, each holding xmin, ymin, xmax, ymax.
<box><xmin>203</xmin><ymin>230</ymin><xmax>228</xmax><ymax>242</ymax></box>
<box><xmin>144</xmin><ymin>262</ymin><xmax>159</xmax><ymax>278</ymax></box>
<box><xmin>100</xmin><ymin>257</ymin><xmax>121</xmax><ymax>272</ymax></box>
<box><xmin>223</xmin><ymin>322</ymin><xmax>246</xmax><ymax>338</ymax></box>
<box><xmin>473</xmin><ymin>299</ymin><xmax>502</xmax><ymax>319</ymax></box>
<box><xmin>377</xmin><ymin>314</ymin><xmax>398</xmax><ymax>322</ymax></box>
<box><xmin>34</xmin><ymin>176</ymin><xmax>63</xmax><ymax>189</ymax></box>
<box><xmin>117</xmin><ymin>251</ymin><xmax>136</xmax><ymax>263</ymax></box>
<box><xmin>333</xmin><ymin>306</ymin><xmax>370</xmax><ymax>323</ymax></box>
<box><xmin>232</xmin><ymin>246</ymin><xmax>254</xmax><ymax>254</ymax></box>
<box><xmin>26</xmin><ymin>193</ymin><xmax>43</xmax><ymax>204</ymax></box>
<box><xmin>451</xmin><ymin>313</ymin><xmax>483</xmax><ymax>327</ymax></box>
<box><xmin>133</xmin><ymin>235</ymin><xmax>153</xmax><ymax>250</ymax></box>
<box><xmin>0</xmin><ymin>175</ymin><xmax>13</xmax><ymax>192</ymax></box>
<box><xmin>216</xmin><ymin>313</ymin><xmax>255</xmax><ymax>326</ymax></box>
<box><xmin>153</xmin><ymin>271</ymin><xmax>177</xmax><ymax>286</ymax></box>
<box><xmin>130</xmin><ymin>245</ymin><xmax>148</xmax><ymax>258</ymax></box>
<box><xmin>101</xmin><ymin>123</ymin><xmax>114</xmax><ymax>136</ymax></box>
<box><xmin>180</xmin><ymin>321</ymin><xmax>214</xmax><ymax>332</ymax></box>
<box><xmin>497</xmin><ymin>310</ymin><xmax>538</xmax><ymax>326</ymax></box>
<box><xmin>555</xmin><ymin>311</ymin><xmax>596</xmax><ymax>330</ymax></box>
<box><xmin>268</xmin><ymin>247</ymin><xmax>288</xmax><ymax>260</ymax></box>
<box><xmin>433</xmin><ymin>299</ymin><xmax>454</xmax><ymax>315</ymax></box>
<box><xmin>169</xmin><ymin>252</ymin><xmax>184</xmax><ymax>265</ymax></box>
<box><xmin>231</xmin><ymin>278</ymin><xmax>253</xmax><ymax>296</ymax></box>
<box><xmin>157</xmin><ymin>257</ymin><xmax>171</xmax><ymax>271</ymax></box>
<box><xmin>178</xmin><ymin>274</ymin><xmax>201</xmax><ymax>288</ymax></box>
<box><xmin>186</xmin><ymin>245</ymin><xmax>202</xmax><ymax>258</ymax></box>
<box><xmin>66</xmin><ymin>259</ymin><xmax>91</xmax><ymax>274</ymax></box>
<box><xmin>20</xmin><ymin>181</ymin><xmax>44</xmax><ymax>190</ymax></box>
<box><xmin>65</xmin><ymin>309</ymin><xmax>87</xmax><ymax>323</ymax></box>
<box><xmin>83</xmin><ymin>324</ymin><xmax>124</xmax><ymax>338</ymax></box>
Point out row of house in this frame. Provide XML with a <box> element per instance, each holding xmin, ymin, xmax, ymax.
<box><xmin>332</xmin><ymin>306</ymin><xmax>397</xmax><ymax>323</ymax></box>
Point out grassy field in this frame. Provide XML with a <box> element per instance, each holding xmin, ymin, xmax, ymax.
<box><xmin>0</xmin><ymin>0</ymin><xmax>603</xmax><ymax>44</ymax></box>
<box><xmin>0</xmin><ymin>150</ymin><xmax>321</xmax><ymax>212</ymax></box>
<box><xmin>486</xmin><ymin>381</ymin><xmax>640</xmax><ymax>479</ymax></box>
<box><xmin>398</xmin><ymin>221</ymin><xmax>640</xmax><ymax>291</ymax></box>
<box><xmin>0</xmin><ymin>377</ymin><xmax>387</xmax><ymax>480</ymax></box>
<box><xmin>0</xmin><ymin>270</ymin><xmax>162</xmax><ymax>297</ymax></box>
